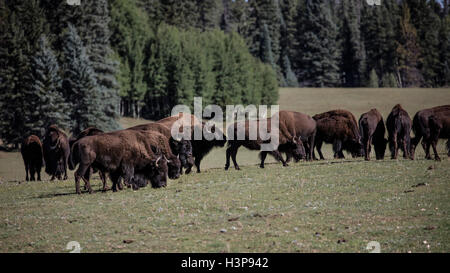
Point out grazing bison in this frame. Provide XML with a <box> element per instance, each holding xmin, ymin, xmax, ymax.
<box><xmin>277</xmin><ymin>110</ymin><xmax>316</xmax><ymax>162</ymax></box>
<box><xmin>70</xmin><ymin>130</ymin><xmax>170</xmax><ymax>194</ymax></box>
<box><xmin>157</xmin><ymin>113</ymin><xmax>227</xmax><ymax>173</ymax></box>
<box><xmin>68</xmin><ymin>127</ymin><xmax>108</xmax><ymax>191</ymax></box>
<box><xmin>21</xmin><ymin>135</ymin><xmax>44</xmax><ymax>181</ymax></box>
<box><xmin>42</xmin><ymin>125</ymin><xmax>70</xmax><ymax>180</ymax></box>
<box><xmin>225</xmin><ymin>118</ymin><xmax>306</xmax><ymax>170</ymax></box>
<box><xmin>386</xmin><ymin>104</ymin><xmax>412</xmax><ymax>160</ymax></box>
<box><xmin>427</xmin><ymin>112</ymin><xmax>450</xmax><ymax>161</ymax></box>
<box><xmin>128</xmin><ymin>123</ymin><xmax>194</xmax><ymax>172</ymax></box>
<box><xmin>410</xmin><ymin>105</ymin><xmax>450</xmax><ymax>160</ymax></box>
<box><xmin>359</xmin><ymin>109</ymin><xmax>388</xmax><ymax>161</ymax></box>
<box><xmin>313</xmin><ymin>110</ymin><xmax>363</xmax><ymax>160</ymax></box>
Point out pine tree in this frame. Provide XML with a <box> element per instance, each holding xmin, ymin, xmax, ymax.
<box><xmin>437</xmin><ymin>15</ymin><xmax>450</xmax><ymax>86</ymax></box>
<box><xmin>296</xmin><ymin>0</ymin><xmax>340</xmax><ymax>87</ymax></box>
<box><xmin>61</xmin><ymin>24</ymin><xmax>105</xmax><ymax>135</ymax></box>
<box><xmin>340</xmin><ymin>0</ymin><xmax>366</xmax><ymax>87</ymax></box>
<box><xmin>27</xmin><ymin>36</ymin><xmax>71</xmax><ymax>134</ymax></box>
<box><xmin>110</xmin><ymin>0</ymin><xmax>150</xmax><ymax>117</ymax></box>
<box><xmin>396</xmin><ymin>4</ymin><xmax>423</xmax><ymax>87</ymax></box>
<box><xmin>368</xmin><ymin>69</ymin><xmax>379</xmax><ymax>88</ymax></box>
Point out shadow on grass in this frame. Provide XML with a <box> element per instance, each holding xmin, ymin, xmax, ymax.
<box><xmin>36</xmin><ymin>188</ymin><xmax>112</xmax><ymax>199</ymax></box>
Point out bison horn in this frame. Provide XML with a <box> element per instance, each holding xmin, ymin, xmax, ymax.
<box><xmin>292</xmin><ymin>137</ymin><xmax>297</xmax><ymax>144</ymax></box>
<box><xmin>50</xmin><ymin>137</ymin><xmax>61</xmax><ymax>150</ymax></box>
<box><xmin>155</xmin><ymin>156</ymin><xmax>162</xmax><ymax>167</ymax></box>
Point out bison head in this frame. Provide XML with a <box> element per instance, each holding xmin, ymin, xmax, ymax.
<box><xmin>170</xmin><ymin>137</ymin><xmax>194</xmax><ymax>170</ymax></box>
<box><xmin>291</xmin><ymin>137</ymin><xmax>307</xmax><ymax>162</ymax></box>
<box><xmin>148</xmin><ymin>155</ymin><xmax>169</xmax><ymax>188</ymax></box>
<box><xmin>374</xmin><ymin>138</ymin><xmax>388</xmax><ymax>160</ymax></box>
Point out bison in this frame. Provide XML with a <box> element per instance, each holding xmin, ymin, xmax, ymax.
<box><xmin>70</xmin><ymin>130</ymin><xmax>170</xmax><ymax>194</ymax></box>
<box><xmin>21</xmin><ymin>135</ymin><xmax>44</xmax><ymax>181</ymax></box>
<box><xmin>68</xmin><ymin>127</ymin><xmax>108</xmax><ymax>191</ymax></box>
<box><xmin>386</xmin><ymin>104</ymin><xmax>412</xmax><ymax>160</ymax></box>
<box><xmin>127</xmin><ymin>123</ymin><xmax>194</xmax><ymax>172</ymax></box>
<box><xmin>225</xmin><ymin>118</ymin><xmax>306</xmax><ymax>170</ymax></box>
<box><xmin>312</xmin><ymin>110</ymin><xmax>363</xmax><ymax>160</ymax></box>
<box><xmin>359</xmin><ymin>109</ymin><xmax>388</xmax><ymax>161</ymax></box>
<box><xmin>42</xmin><ymin>125</ymin><xmax>70</xmax><ymax>180</ymax></box>
<box><xmin>157</xmin><ymin>113</ymin><xmax>227</xmax><ymax>173</ymax></box>
<box><xmin>277</xmin><ymin>110</ymin><xmax>316</xmax><ymax>162</ymax></box>
<box><xmin>427</xmin><ymin>112</ymin><xmax>450</xmax><ymax>161</ymax></box>
<box><xmin>410</xmin><ymin>105</ymin><xmax>450</xmax><ymax>160</ymax></box>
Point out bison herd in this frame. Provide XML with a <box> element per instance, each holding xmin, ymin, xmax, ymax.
<box><xmin>20</xmin><ymin>105</ymin><xmax>450</xmax><ymax>194</ymax></box>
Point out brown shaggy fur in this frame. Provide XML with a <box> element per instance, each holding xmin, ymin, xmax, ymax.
<box><xmin>411</xmin><ymin>105</ymin><xmax>450</xmax><ymax>160</ymax></box>
<box><xmin>277</xmin><ymin>110</ymin><xmax>317</xmax><ymax>162</ymax></box>
<box><xmin>359</xmin><ymin>109</ymin><xmax>387</xmax><ymax>160</ymax></box>
<box><xmin>21</xmin><ymin>135</ymin><xmax>44</xmax><ymax>181</ymax></box>
<box><xmin>428</xmin><ymin>112</ymin><xmax>450</xmax><ymax>161</ymax></box>
<box><xmin>313</xmin><ymin>110</ymin><xmax>363</xmax><ymax>159</ymax></box>
<box><xmin>42</xmin><ymin>125</ymin><xmax>70</xmax><ymax>180</ymax></box>
<box><xmin>386</xmin><ymin>104</ymin><xmax>412</xmax><ymax>160</ymax></box>
<box><xmin>70</xmin><ymin>130</ymin><xmax>169</xmax><ymax>194</ymax></box>
<box><xmin>225</xmin><ymin>118</ymin><xmax>305</xmax><ymax>170</ymax></box>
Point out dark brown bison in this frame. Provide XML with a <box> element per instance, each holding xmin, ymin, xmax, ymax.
<box><xmin>42</xmin><ymin>125</ymin><xmax>70</xmax><ymax>180</ymax></box>
<box><xmin>127</xmin><ymin>123</ymin><xmax>194</xmax><ymax>171</ymax></box>
<box><xmin>21</xmin><ymin>135</ymin><xmax>44</xmax><ymax>181</ymax></box>
<box><xmin>411</xmin><ymin>105</ymin><xmax>450</xmax><ymax>160</ymax></box>
<box><xmin>277</xmin><ymin>110</ymin><xmax>316</xmax><ymax>162</ymax></box>
<box><xmin>427</xmin><ymin>112</ymin><xmax>450</xmax><ymax>161</ymax></box>
<box><xmin>359</xmin><ymin>109</ymin><xmax>388</xmax><ymax>161</ymax></box>
<box><xmin>68</xmin><ymin>127</ymin><xmax>108</xmax><ymax>191</ymax></box>
<box><xmin>157</xmin><ymin>113</ymin><xmax>227</xmax><ymax>173</ymax></box>
<box><xmin>386</xmin><ymin>104</ymin><xmax>412</xmax><ymax>160</ymax></box>
<box><xmin>312</xmin><ymin>110</ymin><xmax>363</xmax><ymax>159</ymax></box>
<box><xmin>225</xmin><ymin>118</ymin><xmax>306</xmax><ymax>170</ymax></box>
<box><xmin>69</xmin><ymin>130</ymin><xmax>170</xmax><ymax>194</ymax></box>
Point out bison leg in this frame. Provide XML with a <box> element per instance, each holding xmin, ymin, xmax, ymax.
<box><xmin>225</xmin><ymin>146</ymin><xmax>232</xmax><ymax>170</ymax></box>
<box><xmin>99</xmin><ymin>171</ymin><xmax>109</xmax><ymax>192</ymax></box>
<box><xmin>422</xmin><ymin>139</ymin><xmax>432</xmax><ymax>160</ymax></box>
<box><xmin>74</xmin><ymin>163</ymin><xmax>90</xmax><ymax>194</ymax></box>
<box><xmin>431</xmin><ymin>139</ymin><xmax>441</xmax><ymax>161</ymax></box>
<box><xmin>308</xmin><ymin>135</ymin><xmax>315</xmax><ymax>162</ymax></box>
<box><xmin>37</xmin><ymin>165</ymin><xmax>41</xmax><ymax>181</ymax></box>
<box><xmin>30</xmin><ymin>165</ymin><xmax>36</xmax><ymax>181</ymax></box>
<box><xmin>315</xmin><ymin>140</ymin><xmax>325</xmax><ymax>160</ymax></box>
<box><xmin>259</xmin><ymin>151</ymin><xmax>268</xmax><ymax>168</ymax></box>
<box><xmin>391</xmin><ymin>134</ymin><xmax>399</xmax><ymax>160</ymax></box>
<box><xmin>365</xmin><ymin>136</ymin><xmax>372</xmax><ymax>161</ymax></box>
<box><xmin>276</xmin><ymin>151</ymin><xmax>288</xmax><ymax>167</ymax></box>
<box><xmin>333</xmin><ymin>140</ymin><xmax>343</xmax><ymax>159</ymax></box>
<box><xmin>194</xmin><ymin>157</ymin><xmax>202</xmax><ymax>173</ymax></box>
<box><xmin>25</xmin><ymin>163</ymin><xmax>29</xmax><ymax>181</ymax></box>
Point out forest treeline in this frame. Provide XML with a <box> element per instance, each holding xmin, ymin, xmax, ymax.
<box><xmin>0</xmin><ymin>0</ymin><xmax>449</xmax><ymax>147</ymax></box>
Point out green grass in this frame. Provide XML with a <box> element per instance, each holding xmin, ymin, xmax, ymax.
<box><xmin>0</xmin><ymin>88</ymin><xmax>449</xmax><ymax>253</ymax></box>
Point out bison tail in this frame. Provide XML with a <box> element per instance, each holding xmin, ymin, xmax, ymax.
<box><xmin>69</xmin><ymin>141</ymin><xmax>79</xmax><ymax>171</ymax></box>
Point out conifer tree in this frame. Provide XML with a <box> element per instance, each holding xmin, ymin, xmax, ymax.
<box><xmin>296</xmin><ymin>0</ymin><xmax>340</xmax><ymax>87</ymax></box>
<box><xmin>61</xmin><ymin>24</ymin><xmax>105</xmax><ymax>135</ymax></box>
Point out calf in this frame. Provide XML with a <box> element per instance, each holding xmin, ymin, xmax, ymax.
<box><xmin>359</xmin><ymin>109</ymin><xmax>388</xmax><ymax>160</ymax></box>
<box><xmin>21</xmin><ymin>135</ymin><xmax>44</xmax><ymax>181</ymax></box>
<box><xmin>386</xmin><ymin>104</ymin><xmax>412</xmax><ymax>160</ymax></box>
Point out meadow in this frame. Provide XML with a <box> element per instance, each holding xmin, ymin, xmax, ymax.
<box><xmin>0</xmin><ymin>88</ymin><xmax>449</xmax><ymax>253</ymax></box>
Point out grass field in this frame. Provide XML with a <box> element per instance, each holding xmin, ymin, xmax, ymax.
<box><xmin>0</xmin><ymin>88</ymin><xmax>449</xmax><ymax>253</ymax></box>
